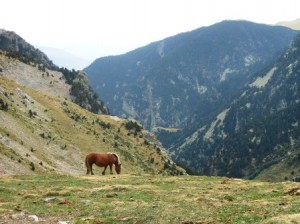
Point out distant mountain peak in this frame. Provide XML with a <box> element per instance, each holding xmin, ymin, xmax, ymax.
<box><xmin>277</xmin><ymin>18</ymin><xmax>300</xmax><ymax>30</ymax></box>
<box><xmin>39</xmin><ymin>46</ymin><xmax>90</xmax><ymax>70</ymax></box>
<box><xmin>85</xmin><ymin>20</ymin><xmax>298</xmax><ymax>130</ymax></box>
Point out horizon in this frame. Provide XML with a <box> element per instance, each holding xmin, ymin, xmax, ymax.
<box><xmin>0</xmin><ymin>0</ymin><xmax>300</xmax><ymax>68</ymax></box>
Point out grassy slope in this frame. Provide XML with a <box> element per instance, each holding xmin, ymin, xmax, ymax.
<box><xmin>0</xmin><ymin>174</ymin><xmax>300</xmax><ymax>223</ymax></box>
<box><xmin>0</xmin><ymin>75</ymin><xmax>183</xmax><ymax>175</ymax></box>
<box><xmin>255</xmin><ymin>155</ymin><xmax>300</xmax><ymax>182</ymax></box>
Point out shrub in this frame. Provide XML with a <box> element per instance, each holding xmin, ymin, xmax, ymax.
<box><xmin>30</xmin><ymin>162</ymin><xmax>35</xmax><ymax>171</ymax></box>
<box><xmin>125</xmin><ymin>121</ymin><xmax>142</xmax><ymax>132</ymax></box>
<box><xmin>0</xmin><ymin>98</ymin><xmax>8</xmax><ymax>111</ymax></box>
<box><xmin>97</xmin><ymin>120</ymin><xmax>111</xmax><ymax>129</ymax></box>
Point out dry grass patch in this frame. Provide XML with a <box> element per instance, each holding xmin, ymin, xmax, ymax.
<box><xmin>262</xmin><ymin>213</ymin><xmax>300</xmax><ymax>224</ymax></box>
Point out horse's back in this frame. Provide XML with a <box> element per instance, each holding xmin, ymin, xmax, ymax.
<box><xmin>86</xmin><ymin>152</ymin><xmax>112</xmax><ymax>167</ymax></box>
<box><xmin>86</xmin><ymin>152</ymin><xmax>97</xmax><ymax>162</ymax></box>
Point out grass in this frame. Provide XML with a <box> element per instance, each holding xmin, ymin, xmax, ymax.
<box><xmin>1</xmin><ymin>174</ymin><xmax>300</xmax><ymax>223</ymax></box>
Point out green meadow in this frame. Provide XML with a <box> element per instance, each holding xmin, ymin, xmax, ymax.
<box><xmin>1</xmin><ymin>174</ymin><xmax>300</xmax><ymax>223</ymax></box>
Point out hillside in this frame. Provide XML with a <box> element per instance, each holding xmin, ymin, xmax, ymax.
<box><xmin>0</xmin><ymin>29</ymin><xmax>108</xmax><ymax>114</ymax></box>
<box><xmin>1</xmin><ymin>174</ymin><xmax>300</xmax><ymax>223</ymax></box>
<box><xmin>0</xmin><ymin>53</ymin><xmax>71</xmax><ymax>100</ymax></box>
<box><xmin>0</xmin><ymin>29</ymin><xmax>56</xmax><ymax>70</ymax></box>
<box><xmin>0</xmin><ymin>60</ymin><xmax>184</xmax><ymax>176</ymax></box>
<box><xmin>170</xmin><ymin>34</ymin><xmax>300</xmax><ymax>180</ymax></box>
<box><xmin>85</xmin><ymin>20</ymin><xmax>298</xmax><ymax>131</ymax></box>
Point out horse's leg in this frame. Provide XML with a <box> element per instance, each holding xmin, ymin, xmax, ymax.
<box><xmin>91</xmin><ymin>164</ymin><xmax>94</xmax><ymax>175</ymax></box>
<box><xmin>85</xmin><ymin>158</ymin><xmax>91</xmax><ymax>175</ymax></box>
<box><xmin>102</xmin><ymin>165</ymin><xmax>107</xmax><ymax>175</ymax></box>
<box><xmin>86</xmin><ymin>165</ymin><xmax>90</xmax><ymax>175</ymax></box>
<box><xmin>109</xmin><ymin>164</ymin><xmax>113</xmax><ymax>174</ymax></box>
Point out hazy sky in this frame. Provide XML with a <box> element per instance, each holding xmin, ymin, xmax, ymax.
<box><xmin>0</xmin><ymin>0</ymin><xmax>299</xmax><ymax>61</ymax></box>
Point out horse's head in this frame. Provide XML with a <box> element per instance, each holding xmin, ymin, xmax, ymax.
<box><xmin>111</xmin><ymin>153</ymin><xmax>121</xmax><ymax>174</ymax></box>
<box><xmin>115</xmin><ymin>163</ymin><xmax>121</xmax><ymax>174</ymax></box>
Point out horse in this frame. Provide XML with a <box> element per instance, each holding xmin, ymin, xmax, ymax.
<box><xmin>85</xmin><ymin>152</ymin><xmax>121</xmax><ymax>175</ymax></box>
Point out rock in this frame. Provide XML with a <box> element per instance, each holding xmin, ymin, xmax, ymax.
<box><xmin>106</xmin><ymin>193</ymin><xmax>118</xmax><ymax>198</ymax></box>
<box><xmin>11</xmin><ymin>212</ymin><xmax>26</xmax><ymax>220</ymax></box>
<box><xmin>44</xmin><ymin>197</ymin><xmax>56</xmax><ymax>202</ymax></box>
<box><xmin>28</xmin><ymin>214</ymin><xmax>39</xmax><ymax>222</ymax></box>
<box><xmin>59</xmin><ymin>199</ymin><xmax>72</xmax><ymax>205</ymax></box>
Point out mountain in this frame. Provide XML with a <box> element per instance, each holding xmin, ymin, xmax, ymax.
<box><xmin>84</xmin><ymin>20</ymin><xmax>300</xmax><ymax>180</ymax></box>
<box><xmin>85</xmin><ymin>20</ymin><xmax>298</xmax><ymax>132</ymax></box>
<box><xmin>277</xmin><ymin>18</ymin><xmax>300</xmax><ymax>30</ymax></box>
<box><xmin>0</xmin><ymin>29</ymin><xmax>56</xmax><ymax>70</ymax></box>
<box><xmin>0</xmin><ymin>29</ymin><xmax>108</xmax><ymax>114</ymax></box>
<box><xmin>170</xmin><ymin>34</ymin><xmax>300</xmax><ymax>181</ymax></box>
<box><xmin>39</xmin><ymin>46</ymin><xmax>90</xmax><ymax>70</ymax></box>
<box><xmin>0</xmin><ymin>44</ymin><xmax>184</xmax><ymax>176</ymax></box>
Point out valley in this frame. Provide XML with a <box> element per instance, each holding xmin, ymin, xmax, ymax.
<box><xmin>1</xmin><ymin>6</ymin><xmax>300</xmax><ymax>224</ymax></box>
<box><xmin>84</xmin><ymin>20</ymin><xmax>300</xmax><ymax>180</ymax></box>
<box><xmin>1</xmin><ymin>19</ymin><xmax>300</xmax><ymax>181</ymax></box>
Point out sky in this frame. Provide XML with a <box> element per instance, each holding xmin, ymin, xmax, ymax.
<box><xmin>0</xmin><ymin>0</ymin><xmax>300</xmax><ymax>63</ymax></box>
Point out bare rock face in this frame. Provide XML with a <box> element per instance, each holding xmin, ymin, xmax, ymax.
<box><xmin>0</xmin><ymin>54</ymin><xmax>71</xmax><ymax>100</ymax></box>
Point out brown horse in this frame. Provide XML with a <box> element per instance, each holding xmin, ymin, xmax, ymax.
<box><xmin>85</xmin><ymin>152</ymin><xmax>121</xmax><ymax>175</ymax></box>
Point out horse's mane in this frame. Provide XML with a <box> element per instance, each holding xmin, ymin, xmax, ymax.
<box><xmin>107</xmin><ymin>152</ymin><xmax>121</xmax><ymax>165</ymax></box>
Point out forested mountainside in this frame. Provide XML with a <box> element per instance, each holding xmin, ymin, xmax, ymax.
<box><xmin>0</xmin><ymin>29</ymin><xmax>108</xmax><ymax>114</ymax></box>
<box><xmin>170</xmin><ymin>34</ymin><xmax>300</xmax><ymax>181</ymax></box>
<box><xmin>85</xmin><ymin>20</ymin><xmax>298</xmax><ymax>131</ymax></box>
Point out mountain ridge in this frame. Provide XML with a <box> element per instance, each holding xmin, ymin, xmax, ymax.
<box><xmin>0</xmin><ymin>28</ymin><xmax>108</xmax><ymax>114</ymax></box>
<box><xmin>85</xmin><ymin>20</ymin><xmax>298</xmax><ymax>130</ymax></box>
<box><xmin>277</xmin><ymin>18</ymin><xmax>300</xmax><ymax>30</ymax></box>
<box><xmin>0</xmin><ymin>29</ymin><xmax>57</xmax><ymax>70</ymax></box>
